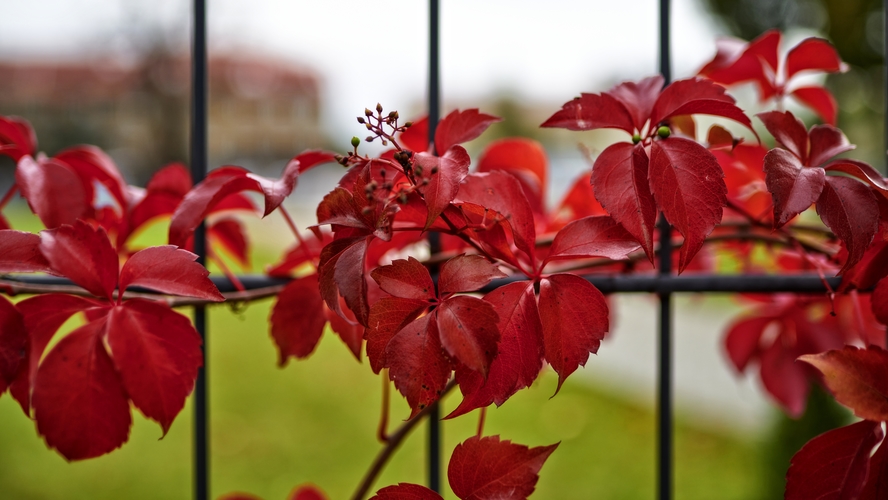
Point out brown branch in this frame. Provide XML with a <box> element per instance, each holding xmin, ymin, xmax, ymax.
<box><xmin>351</xmin><ymin>379</ymin><xmax>458</xmax><ymax>500</ymax></box>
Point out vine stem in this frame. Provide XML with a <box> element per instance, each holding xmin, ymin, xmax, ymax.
<box><xmin>378</xmin><ymin>371</ymin><xmax>391</xmax><ymax>443</ymax></box>
<box><xmin>0</xmin><ymin>183</ymin><xmax>17</xmax><ymax>211</ymax></box>
<box><xmin>351</xmin><ymin>379</ymin><xmax>457</xmax><ymax>500</ymax></box>
<box><xmin>278</xmin><ymin>205</ymin><xmax>318</xmax><ymax>270</ymax></box>
<box><xmin>476</xmin><ymin>407</ymin><xmax>486</xmax><ymax>437</ymax></box>
<box><xmin>207</xmin><ymin>246</ymin><xmax>246</xmax><ymax>292</ymax></box>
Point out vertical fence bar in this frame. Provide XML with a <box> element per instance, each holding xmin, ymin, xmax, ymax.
<box><xmin>657</xmin><ymin>0</ymin><xmax>672</xmax><ymax>499</ymax></box>
<box><xmin>426</xmin><ymin>0</ymin><xmax>442</xmax><ymax>493</ymax></box>
<box><xmin>190</xmin><ymin>0</ymin><xmax>209</xmax><ymax>499</ymax></box>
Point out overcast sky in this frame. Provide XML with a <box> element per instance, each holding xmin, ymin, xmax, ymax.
<box><xmin>1</xmin><ymin>0</ymin><xmax>731</xmax><ymax>138</ymax></box>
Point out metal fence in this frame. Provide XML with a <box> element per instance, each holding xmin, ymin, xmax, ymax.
<box><xmin>176</xmin><ymin>1</ymin><xmax>881</xmax><ymax>499</ymax></box>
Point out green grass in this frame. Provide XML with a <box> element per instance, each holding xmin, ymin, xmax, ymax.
<box><xmin>0</xmin><ymin>299</ymin><xmax>762</xmax><ymax>500</ymax></box>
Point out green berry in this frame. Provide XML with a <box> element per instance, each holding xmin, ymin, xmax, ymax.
<box><xmin>657</xmin><ymin>126</ymin><xmax>670</xmax><ymax>139</ymax></box>
<box><xmin>632</xmin><ymin>133</ymin><xmax>642</xmax><ymax>144</ymax></box>
<box><xmin>351</xmin><ymin>136</ymin><xmax>361</xmax><ymax>148</ymax></box>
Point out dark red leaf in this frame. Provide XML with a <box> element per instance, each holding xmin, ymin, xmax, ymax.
<box><xmin>874</xmin><ymin>278</ymin><xmax>888</xmax><ymax>325</ymax></box>
<box><xmin>438</xmin><ymin>254</ymin><xmax>505</xmax><ymax>295</ymax></box>
<box><xmin>369</xmin><ymin>483</ymin><xmax>443</xmax><ymax>500</ymax></box>
<box><xmin>785</xmin><ymin>420</ymin><xmax>882</xmax><ymax>500</ymax></box>
<box><xmin>434</xmin><ymin>109</ymin><xmax>501</xmax><ymax>155</ymax></box>
<box><xmin>288</xmin><ymin>484</ymin><xmax>329</xmax><ymax>500</ymax></box>
<box><xmin>799</xmin><ymin>345</ymin><xmax>888</xmax><ymax>421</ymax></box>
<box><xmin>808</xmin><ymin>125</ymin><xmax>854</xmax><ymax>168</ymax></box>
<box><xmin>448</xmin><ymin>435</ymin><xmax>558</xmax><ymax>500</ymax></box>
<box><xmin>366</xmin><ymin>297</ymin><xmax>429</xmax><ymax>373</ymax></box>
<box><xmin>791</xmin><ymin>86</ymin><xmax>839</xmax><ymax>126</ymax></box>
<box><xmin>764</xmin><ymin>148</ymin><xmax>825</xmax><ymax>228</ymax></box>
<box><xmin>539</xmin><ymin>273</ymin><xmax>608</xmax><ymax>393</ymax></box>
<box><xmin>650</xmin><ymin>78</ymin><xmax>753</xmax><ymax>133</ymax></box>
<box><xmin>825</xmin><ymin>161</ymin><xmax>888</xmax><ymax>194</ymax></box>
<box><xmin>816</xmin><ymin>176</ymin><xmax>879</xmax><ymax>272</ymax></box>
<box><xmin>16</xmin><ymin>155</ymin><xmax>89</xmax><ymax>228</ymax></box>
<box><xmin>32</xmin><ymin>318</ymin><xmax>132</xmax><ymax>460</ymax></box>
<box><xmin>605</xmin><ymin>76</ymin><xmax>664</xmax><ymax>132</ymax></box>
<box><xmin>217</xmin><ymin>493</ymin><xmax>263</xmax><ymax>500</ymax></box>
<box><xmin>106</xmin><ymin>299</ymin><xmax>202</xmax><ymax>434</ymax></box>
<box><xmin>649</xmin><ymin>138</ymin><xmax>727</xmax><ymax>272</ymax></box>
<box><xmin>270</xmin><ymin>275</ymin><xmax>328</xmax><ymax>365</ymax></box>
<box><xmin>860</xmin><ymin>438</ymin><xmax>888</xmax><ymax>500</ymax></box>
<box><xmin>476</xmin><ymin>138</ymin><xmax>548</xmax><ymax>215</ymax></box>
<box><xmin>0</xmin><ymin>115</ymin><xmax>37</xmax><ymax>161</ymax></box>
<box><xmin>386</xmin><ymin>314</ymin><xmax>451</xmax><ymax>416</ymax></box>
<box><xmin>756</xmin><ymin>111</ymin><xmax>809</xmax><ymax>162</ymax></box>
<box><xmin>456</xmin><ymin>171</ymin><xmax>538</xmax><ymax>260</ymax></box>
<box><xmin>545</xmin><ymin>215</ymin><xmax>641</xmax><ymax>264</ymax></box>
<box><xmin>785</xmin><ymin>38</ymin><xmax>846</xmax><ymax>80</ymax></box>
<box><xmin>760</xmin><ymin>339</ymin><xmax>809</xmax><ymax>417</ymax></box>
<box><xmin>540</xmin><ymin>92</ymin><xmax>635</xmax><ymax>134</ymax></box>
<box><xmin>0</xmin><ymin>230</ymin><xmax>51</xmax><ymax>273</ymax></box>
<box><xmin>449</xmin><ymin>281</ymin><xmax>543</xmax><ymax>419</ymax></box>
<box><xmin>325</xmin><ymin>299</ymin><xmax>363</xmax><ymax>361</ymax></box>
<box><xmin>169</xmin><ymin>169</ymin><xmax>261</xmax><ymax>247</ymax></box>
<box><xmin>10</xmin><ymin>294</ymin><xmax>101</xmax><ymax>414</ymax></box>
<box><xmin>0</xmin><ymin>296</ymin><xmax>26</xmax><ymax>389</ymax></box>
<box><xmin>437</xmin><ymin>296</ymin><xmax>499</xmax><ymax>376</ymax></box>
<box><xmin>591</xmin><ymin>142</ymin><xmax>657</xmax><ymax>261</ymax></box>
<box><xmin>209</xmin><ymin>218</ymin><xmax>250</xmax><ymax>268</ymax></box>
<box><xmin>118</xmin><ymin>245</ymin><xmax>223</xmax><ymax>301</ymax></box>
<box><xmin>318</xmin><ymin>236</ymin><xmax>370</xmax><ymax>326</ymax></box>
<box><xmin>40</xmin><ymin>220</ymin><xmax>118</xmax><ymax>300</ymax></box>
<box><xmin>370</xmin><ymin>257</ymin><xmax>436</xmax><ymax>301</ymax></box>
<box><xmin>414</xmin><ymin>145</ymin><xmax>471</xmax><ymax>229</ymax></box>
<box><xmin>724</xmin><ymin>315</ymin><xmax>772</xmax><ymax>372</ymax></box>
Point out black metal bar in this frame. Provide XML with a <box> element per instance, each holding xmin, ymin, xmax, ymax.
<box><xmin>7</xmin><ymin>273</ymin><xmax>846</xmax><ymax>295</ymax></box>
<box><xmin>190</xmin><ymin>0</ymin><xmax>209</xmax><ymax>499</ymax></box>
<box><xmin>426</xmin><ymin>0</ymin><xmax>442</xmax><ymax>494</ymax></box>
<box><xmin>657</xmin><ymin>0</ymin><xmax>672</xmax><ymax>499</ymax></box>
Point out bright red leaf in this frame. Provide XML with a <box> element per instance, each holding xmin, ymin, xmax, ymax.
<box><xmin>538</xmin><ymin>273</ymin><xmax>608</xmax><ymax>393</ymax></box>
<box><xmin>16</xmin><ymin>155</ymin><xmax>89</xmax><ymax>228</ymax></box>
<box><xmin>40</xmin><ymin>220</ymin><xmax>118</xmax><ymax>300</ymax></box>
<box><xmin>366</xmin><ymin>297</ymin><xmax>430</xmax><ymax>374</ymax></box>
<box><xmin>799</xmin><ymin>345</ymin><xmax>888</xmax><ymax>421</ymax></box>
<box><xmin>448</xmin><ymin>435</ymin><xmax>558</xmax><ymax>500</ymax></box>
<box><xmin>785</xmin><ymin>420</ymin><xmax>883</xmax><ymax>500</ymax></box>
<box><xmin>434</xmin><ymin>109</ymin><xmax>501</xmax><ymax>155</ymax></box>
<box><xmin>438</xmin><ymin>254</ymin><xmax>505</xmax><ymax>295</ymax></box>
<box><xmin>545</xmin><ymin>215</ymin><xmax>641</xmax><ymax>264</ymax></box>
<box><xmin>476</xmin><ymin>138</ymin><xmax>548</xmax><ymax>215</ymax></box>
<box><xmin>288</xmin><ymin>484</ymin><xmax>329</xmax><ymax>500</ymax></box>
<box><xmin>436</xmin><ymin>295</ymin><xmax>499</xmax><ymax>377</ymax></box>
<box><xmin>370</xmin><ymin>257</ymin><xmax>436</xmax><ymax>301</ymax></box>
<box><xmin>414</xmin><ymin>145</ymin><xmax>471</xmax><ymax>229</ymax></box>
<box><xmin>270</xmin><ymin>275</ymin><xmax>328</xmax><ymax>364</ymax></box>
<box><xmin>118</xmin><ymin>245</ymin><xmax>224</xmax><ymax>301</ymax></box>
<box><xmin>385</xmin><ymin>314</ymin><xmax>451</xmax><ymax>416</ymax></box>
<box><xmin>0</xmin><ymin>115</ymin><xmax>36</xmax><ymax>161</ymax></box>
<box><xmin>318</xmin><ymin>236</ymin><xmax>370</xmax><ymax>326</ymax></box>
<box><xmin>0</xmin><ymin>230</ymin><xmax>51</xmax><ymax>273</ymax></box>
<box><xmin>370</xmin><ymin>483</ymin><xmax>442</xmax><ymax>500</ymax></box>
<box><xmin>0</xmin><ymin>296</ymin><xmax>26</xmax><ymax>392</ymax></box>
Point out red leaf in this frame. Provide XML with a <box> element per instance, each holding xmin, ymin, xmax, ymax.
<box><xmin>106</xmin><ymin>300</ymin><xmax>202</xmax><ymax>434</ymax></box>
<box><xmin>169</xmin><ymin>170</ymin><xmax>261</xmax><ymax>247</ymax></box>
<box><xmin>0</xmin><ymin>230</ymin><xmax>51</xmax><ymax>273</ymax></box>
<box><xmin>456</xmin><ymin>171</ymin><xmax>538</xmax><ymax>260</ymax></box>
<box><xmin>209</xmin><ymin>218</ymin><xmax>250</xmax><ymax>268</ymax></box>
<box><xmin>0</xmin><ymin>296</ymin><xmax>26</xmax><ymax>389</ymax></box>
<box><xmin>825</xmin><ymin>161</ymin><xmax>887</xmax><ymax>194</ymax></box>
<box><xmin>118</xmin><ymin>246</ymin><xmax>223</xmax><ymax>301</ymax></box>
<box><xmin>366</xmin><ymin>297</ymin><xmax>429</xmax><ymax>373</ymax></box>
<box><xmin>449</xmin><ymin>281</ymin><xmax>543</xmax><ymax>419</ymax></box>
<box><xmin>551</xmin><ymin>171</ymin><xmax>607</xmax><ymax>227</ymax></box>
<box><xmin>146</xmin><ymin>162</ymin><xmax>192</xmax><ymax>196</ymax></box>
<box><xmin>54</xmin><ymin>146</ymin><xmax>129</xmax><ymax>218</ymax></box>
<box><xmin>270</xmin><ymin>275</ymin><xmax>327</xmax><ymax>365</ymax></box>
<box><xmin>288</xmin><ymin>484</ymin><xmax>330</xmax><ymax>500</ymax></box>
<box><xmin>370</xmin><ymin>257</ymin><xmax>436</xmax><ymax>301</ymax></box>
<box><xmin>649</xmin><ymin>138</ymin><xmax>727</xmax><ymax>272</ymax></box>
<box><xmin>764</xmin><ymin>148</ymin><xmax>825</xmax><ymax>228</ymax></box>
<box><xmin>874</xmin><ymin>278</ymin><xmax>888</xmax><ymax>325</ymax></box>
<box><xmin>650</xmin><ymin>78</ymin><xmax>754</xmax><ymax>133</ymax></box>
<box><xmin>808</xmin><ymin>125</ymin><xmax>855</xmax><ymax>168</ymax></box>
<box><xmin>699</xmin><ymin>30</ymin><xmax>780</xmax><ymax>90</ymax></box>
<box><xmin>799</xmin><ymin>345</ymin><xmax>888</xmax><ymax>421</ymax></box>
<box><xmin>434</xmin><ymin>109</ymin><xmax>501</xmax><ymax>155</ymax></box>
<box><xmin>605</xmin><ymin>76</ymin><xmax>664</xmax><ymax>132</ymax></box>
<box><xmin>32</xmin><ymin>318</ymin><xmax>132</xmax><ymax>460</ymax></box>
<box><xmin>723</xmin><ymin>315</ymin><xmax>771</xmax><ymax>373</ymax></box>
<box><xmin>40</xmin><ymin>220</ymin><xmax>118</xmax><ymax>300</ymax></box>
<box><xmin>545</xmin><ymin>215</ymin><xmax>641</xmax><ymax>264</ymax></box>
<box><xmin>785</xmin><ymin>420</ymin><xmax>882</xmax><ymax>500</ymax></box>
<box><xmin>386</xmin><ymin>314</ymin><xmax>451</xmax><ymax>416</ymax></box>
<box><xmin>540</xmin><ymin>92</ymin><xmax>635</xmax><ymax>134</ymax></box>
<box><xmin>253</xmin><ymin>151</ymin><xmax>335</xmax><ymax>217</ymax></box>
<box><xmin>0</xmin><ymin>115</ymin><xmax>37</xmax><ymax>161</ymax></box>
<box><xmin>16</xmin><ymin>155</ymin><xmax>88</xmax><ymax>228</ymax></box>
<box><xmin>539</xmin><ymin>273</ymin><xmax>608</xmax><ymax>393</ymax></box>
<box><xmin>816</xmin><ymin>176</ymin><xmax>879</xmax><ymax>272</ymax></box>
<box><xmin>757</xmin><ymin>111</ymin><xmax>809</xmax><ymax>162</ymax></box>
<box><xmin>437</xmin><ymin>296</ymin><xmax>499</xmax><ymax>376</ymax></box>
<box><xmin>414</xmin><ymin>145</ymin><xmax>471</xmax><ymax>229</ymax></box>
<box><xmin>448</xmin><ymin>435</ymin><xmax>558</xmax><ymax>500</ymax></box>
<box><xmin>785</xmin><ymin>38</ymin><xmax>847</xmax><ymax>80</ymax></box>
<box><xmin>438</xmin><ymin>254</ymin><xmax>505</xmax><ymax>295</ymax></box>
<box><xmin>10</xmin><ymin>294</ymin><xmax>100</xmax><ymax>414</ymax></box>
<box><xmin>860</xmin><ymin>439</ymin><xmax>888</xmax><ymax>500</ymax></box>
<box><xmin>370</xmin><ymin>483</ymin><xmax>443</xmax><ymax>500</ymax></box>
<box><xmin>318</xmin><ymin>236</ymin><xmax>370</xmax><ymax>326</ymax></box>
<box><xmin>325</xmin><ymin>299</ymin><xmax>363</xmax><ymax>361</ymax></box>
<box><xmin>399</xmin><ymin>117</ymin><xmax>430</xmax><ymax>153</ymax></box>
<box><xmin>791</xmin><ymin>86</ymin><xmax>839</xmax><ymax>126</ymax></box>
<box><xmin>760</xmin><ymin>339</ymin><xmax>809</xmax><ymax>417</ymax></box>
<box><xmin>476</xmin><ymin>138</ymin><xmax>548</xmax><ymax>215</ymax></box>
<box><xmin>217</xmin><ymin>493</ymin><xmax>263</xmax><ymax>500</ymax></box>
<box><xmin>591</xmin><ymin>142</ymin><xmax>657</xmax><ymax>261</ymax></box>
